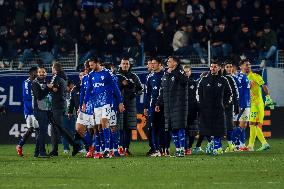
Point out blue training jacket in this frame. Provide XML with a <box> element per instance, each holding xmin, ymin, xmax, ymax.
<box><xmin>23</xmin><ymin>78</ymin><xmax>33</xmax><ymax>117</ymax></box>
<box><xmin>233</xmin><ymin>71</ymin><xmax>250</xmax><ymax>109</ymax></box>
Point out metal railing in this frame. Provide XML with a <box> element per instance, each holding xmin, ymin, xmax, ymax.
<box><xmin>276</xmin><ymin>50</ymin><xmax>284</xmax><ymax>69</ymax></box>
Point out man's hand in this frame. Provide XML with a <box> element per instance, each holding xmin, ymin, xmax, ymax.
<box><xmin>81</xmin><ymin>103</ymin><xmax>86</xmax><ymax>112</ymax></box>
<box><xmin>155</xmin><ymin>106</ymin><xmax>160</xmax><ymax>112</ymax></box>
<box><xmin>122</xmin><ymin>80</ymin><xmax>128</xmax><ymax>86</ymax></box>
<box><xmin>167</xmin><ymin>68</ymin><xmax>173</xmax><ymax>73</ymax></box>
<box><xmin>143</xmin><ymin>108</ymin><xmax>148</xmax><ymax>116</ymax></box>
<box><xmin>47</xmin><ymin>83</ymin><xmax>53</xmax><ymax>89</ymax></box>
<box><xmin>119</xmin><ymin>103</ymin><xmax>125</xmax><ymax>113</ymax></box>
<box><xmin>67</xmin><ymin>113</ymin><xmax>73</xmax><ymax>119</ymax></box>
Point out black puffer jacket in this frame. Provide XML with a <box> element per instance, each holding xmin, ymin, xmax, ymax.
<box><xmin>118</xmin><ymin>69</ymin><xmax>143</xmax><ymax>129</ymax></box>
<box><xmin>50</xmin><ymin>71</ymin><xmax>67</xmax><ymax>110</ymax></box>
<box><xmin>224</xmin><ymin>74</ymin><xmax>239</xmax><ymax>131</ymax></box>
<box><xmin>157</xmin><ymin>64</ymin><xmax>188</xmax><ymax>131</ymax></box>
<box><xmin>187</xmin><ymin>76</ymin><xmax>198</xmax><ymax>132</ymax></box>
<box><xmin>197</xmin><ymin>73</ymin><xmax>232</xmax><ymax>136</ymax></box>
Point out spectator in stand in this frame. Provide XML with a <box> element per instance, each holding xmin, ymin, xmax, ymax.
<box><xmin>259</xmin><ymin>23</ymin><xmax>277</xmax><ymax>67</ymax></box>
<box><xmin>52</xmin><ymin>26</ymin><xmax>74</xmax><ymax>60</ymax></box>
<box><xmin>17</xmin><ymin>29</ymin><xmax>34</xmax><ymax>69</ymax></box>
<box><xmin>206</xmin><ymin>0</ymin><xmax>221</xmax><ymax>27</ymax></box>
<box><xmin>38</xmin><ymin>0</ymin><xmax>51</xmax><ymax>15</ymax></box>
<box><xmin>249</xmin><ymin>0</ymin><xmax>264</xmax><ymax>33</ymax></box>
<box><xmin>78</xmin><ymin>32</ymin><xmax>97</xmax><ymax>67</ymax></box>
<box><xmin>186</xmin><ymin>0</ymin><xmax>205</xmax><ymax>22</ymax></box>
<box><xmin>34</xmin><ymin>26</ymin><xmax>54</xmax><ymax>65</ymax></box>
<box><xmin>51</xmin><ymin>7</ymin><xmax>65</xmax><ymax>27</ymax></box>
<box><xmin>172</xmin><ymin>21</ymin><xmax>193</xmax><ymax>58</ymax></box>
<box><xmin>192</xmin><ymin>23</ymin><xmax>208</xmax><ymax>64</ymax></box>
<box><xmin>5</xmin><ymin>27</ymin><xmax>17</xmax><ymax>63</ymax></box>
<box><xmin>211</xmin><ymin>21</ymin><xmax>232</xmax><ymax>60</ymax></box>
<box><xmin>220</xmin><ymin>0</ymin><xmax>232</xmax><ymax>22</ymax></box>
<box><xmin>231</xmin><ymin>0</ymin><xmax>247</xmax><ymax>31</ymax></box>
<box><xmin>233</xmin><ymin>24</ymin><xmax>257</xmax><ymax>62</ymax></box>
<box><xmin>14</xmin><ymin>0</ymin><xmax>26</xmax><ymax>34</ymax></box>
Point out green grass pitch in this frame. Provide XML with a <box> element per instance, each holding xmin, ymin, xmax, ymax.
<box><xmin>0</xmin><ymin>139</ymin><xmax>284</xmax><ymax>189</ymax></box>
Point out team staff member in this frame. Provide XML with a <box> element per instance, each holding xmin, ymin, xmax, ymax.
<box><xmin>197</xmin><ymin>60</ymin><xmax>233</xmax><ymax>155</ymax></box>
<box><xmin>32</xmin><ymin>67</ymin><xmax>51</xmax><ymax>158</ymax></box>
<box><xmin>118</xmin><ymin>58</ymin><xmax>143</xmax><ymax>156</ymax></box>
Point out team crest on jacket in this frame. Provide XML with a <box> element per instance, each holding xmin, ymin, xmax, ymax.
<box><xmin>171</xmin><ymin>76</ymin><xmax>175</xmax><ymax>81</ymax></box>
<box><xmin>101</xmin><ymin>76</ymin><xmax>105</xmax><ymax>80</ymax></box>
<box><xmin>218</xmin><ymin>83</ymin><xmax>222</xmax><ymax>87</ymax></box>
<box><xmin>190</xmin><ymin>85</ymin><xmax>195</xmax><ymax>89</ymax></box>
<box><xmin>206</xmin><ymin>83</ymin><xmax>210</xmax><ymax>87</ymax></box>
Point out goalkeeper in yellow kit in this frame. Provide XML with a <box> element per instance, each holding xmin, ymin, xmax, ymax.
<box><xmin>243</xmin><ymin>60</ymin><xmax>273</xmax><ymax>151</ymax></box>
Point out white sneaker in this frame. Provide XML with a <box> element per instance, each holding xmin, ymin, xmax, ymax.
<box><xmin>200</xmin><ymin>58</ymin><xmax>206</xmax><ymax>64</ymax></box>
<box><xmin>79</xmin><ymin>149</ymin><xmax>87</xmax><ymax>154</ymax></box>
<box><xmin>0</xmin><ymin>61</ymin><xmax>4</xmax><ymax>68</ymax></box>
<box><xmin>260</xmin><ymin>59</ymin><xmax>266</xmax><ymax>68</ymax></box>
<box><xmin>150</xmin><ymin>151</ymin><xmax>161</xmax><ymax>157</ymax></box>
<box><xmin>63</xmin><ymin>150</ymin><xmax>69</xmax><ymax>154</ymax></box>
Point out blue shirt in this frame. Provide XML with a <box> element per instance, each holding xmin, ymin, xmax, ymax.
<box><xmin>23</xmin><ymin>78</ymin><xmax>33</xmax><ymax>116</ymax></box>
<box><xmin>233</xmin><ymin>71</ymin><xmax>250</xmax><ymax>109</ymax></box>
<box><xmin>84</xmin><ymin>68</ymin><xmax>121</xmax><ymax>108</ymax></box>
<box><xmin>79</xmin><ymin>73</ymin><xmax>94</xmax><ymax>115</ymax></box>
<box><xmin>111</xmin><ymin>73</ymin><xmax>123</xmax><ymax>112</ymax></box>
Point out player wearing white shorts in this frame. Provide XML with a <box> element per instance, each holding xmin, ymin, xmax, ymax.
<box><xmin>83</xmin><ymin>59</ymin><xmax>124</xmax><ymax>159</ymax></box>
<box><xmin>232</xmin><ymin>60</ymin><xmax>251</xmax><ymax>150</ymax></box>
<box><xmin>73</xmin><ymin>60</ymin><xmax>94</xmax><ymax>157</ymax></box>
<box><xmin>16</xmin><ymin>67</ymin><xmax>39</xmax><ymax>157</ymax></box>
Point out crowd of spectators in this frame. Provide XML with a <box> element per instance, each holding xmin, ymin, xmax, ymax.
<box><xmin>0</xmin><ymin>0</ymin><xmax>283</xmax><ymax>69</ymax></box>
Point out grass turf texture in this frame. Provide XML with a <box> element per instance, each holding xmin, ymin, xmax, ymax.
<box><xmin>0</xmin><ymin>139</ymin><xmax>284</xmax><ymax>189</ymax></box>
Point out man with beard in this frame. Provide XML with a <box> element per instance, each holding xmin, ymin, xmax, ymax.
<box><xmin>196</xmin><ymin>60</ymin><xmax>233</xmax><ymax>155</ymax></box>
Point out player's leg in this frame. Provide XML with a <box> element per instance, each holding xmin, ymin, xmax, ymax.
<box><xmin>247</xmin><ymin>106</ymin><xmax>260</xmax><ymax>151</ymax></box>
<box><xmin>178</xmin><ymin>128</ymin><xmax>186</xmax><ymax>157</ymax></box>
<box><xmin>16</xmin><ymin>115</ymin><xmax>36</xmax><ymax>156</ymax></box>
<box><xmin>101</xmin><ymin>105</ymin><xmax>112</xmax><ymax>158</ymax></box>
<box><xmin>212</xmin><ymin>136</ymin><xmax>223</xmax><ymax>155</ymax></box>
<box><xmin>255</xmin><ymin>105</ymin><xmax>270</xmax><ymax>151</ymax></box>
<box><xmin>109</xmin><ymin>110</ymin><xmax>120</xmax><ymax>157</ymax></box>
<box><xmin>172</xmin><ymin>129</ymin><xmax>180</xmax><ymax>157</ymax></box>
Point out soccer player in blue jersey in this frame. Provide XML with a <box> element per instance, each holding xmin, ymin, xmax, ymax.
<box><xmin>73</xmin><ymin>60</ymin><xmax>94</xmax><ymax>157</ymax></box>
<box><xmin>83</xmin><ymin>59</ymin><xmax>124</xmax><ymax>158</ymax></box>
<box><xmin>232</xmin><ymin>59</ymin><xmax>251</xmax><ymax>151</ymax></box>
<box><xmin>16</xmin><ymin>67</ymin><xmax>39</xmax><ymax>157</ymax></box>
<box><xmin>103</xmin><ymin>62</ymin><xmax>125</xmax><ymax>157</ymax></box>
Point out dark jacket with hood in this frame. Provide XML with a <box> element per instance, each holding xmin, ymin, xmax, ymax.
<box><xmin>157</xmin><ymin>64</ymin><xmax>188</xmax><ymax>131</ymax></box>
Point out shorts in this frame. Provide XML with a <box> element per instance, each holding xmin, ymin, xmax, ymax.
<box><xmin>94</xmin><ymin>104</ymin><xmax>111</xmax><ymax>125</ymax></box>
<box><xmin>25</xmin><ymin>115</ymin><xmax>39</xmax><ymax>129</ymax></box>
<box><xmin>76</xmin><ymin>111</ymin><xmax>94</xmax><ymax>128</ymax></box>
<box><xmin>233</xmin><ymin>108</ymin><xmax>250</xmax><ymax>122</ymax></box>
<box><xmin>249</xmin><ymin>105</ymin><xmax>264</xmax><ymax>124</ymax></box>
<box><xmin>109</xmin><ymin>109</ymin><xmax>117</xmax><ymax>127</ymax></box>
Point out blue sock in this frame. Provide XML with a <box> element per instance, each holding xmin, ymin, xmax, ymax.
<box><xmin>172</xmin><ymin>130</ymin><xmax>180</xmax><ymax>149</ymax></box>
<box><xmin>18</xmin><ymin>138</ymin><xmax>24</xmax><ymax>147</ymax></box>
<box><xmin>178</xmin><ymin>129</ymin><xmax>185</xmax><ymax>149</ymax></box>
<box><xmin>206</xmin><ymin>135</ymin><xmax>212</xmax><ymax>143</ymax></box>
<box><xmin>213</xmin><ymin>136</ymin><xmax>222</xmax><ymax>149</ymax></box>
<box><xmin>111</xmin><ymin>131</ymin><xmax>118</xmax><ymax>151</ymax></box>
<box><xmin>83</xmin><ymin>131</ymin><xmax>92</xmax><ymax>147</ymax></box>
<box><xmin>233</xmin><ymin>126</ymin><xmax>241</xmax><ymax>145</ymax></box>
<box><xmin>99</xmin><ymin>131</ymin><xmax>105</xmax><ymax>151</ymax></box>
<box><xmin>240</xmin><ymin>128</ymin><xmax>246</xmax><ymax>145</ymax></box>
<box><xmin>119</xmin><ymin>130</ymin><xmax>124</xmax><ymax>147</ymax></box>
<box><xmin>103</xmin><ymin>128</ymin><xmax>111</xmax><ymax>151</ymax></box>
<box><xmin>110</xmin><ymin>132</ymin><xmax>114</xmax><ymax>150</ymax></box>
<box><xmin>227</xmin><ymin>130</ymin><xmax>233</xmax><ymax>143</ymax></box>
<box><xmin>94</xmin><ymin>133</ymin><xmax>100</xmax><ymax>152</ymax></box>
